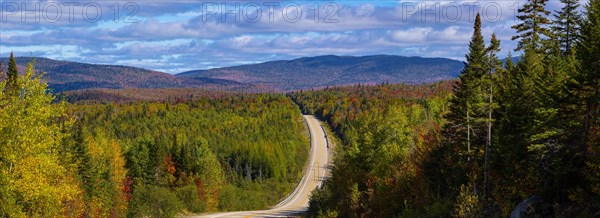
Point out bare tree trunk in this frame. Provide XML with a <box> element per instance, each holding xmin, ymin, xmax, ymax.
<box><xmin>484</xmin><ymin>69</ymin><xmax>493</xmax><ymax>199</ymax></box>
<box><xmin>467</xmin><ymin>108</ymin><xmax>471</xmax><ymax>162</ymax></box>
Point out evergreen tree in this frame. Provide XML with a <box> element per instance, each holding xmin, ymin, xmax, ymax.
<box><xmin>577</xmin><ymin>0</ymin><xmax>600</xmax><ymax>148</ymax></box>
<box><xmin>441</xmin><ymin>13</ymin><xmax>488</xmax><ymax>197</ymax></box>
<box><xmin>491</xmin><ymin>47</ymin><xmax>546</xmax><ymax>213</ymax></box>
<box><xmin>0</xmin><ymin>60</ymin><xmax>80</xmax><ymax>217</ymax></box>
<box><xmin>482</xmin><ymin>33</ymin><xmax>501</xmax><ymax>198</ymax></box>
<box><xmin>5</xmin><ymin>52</ymin><xmax>19</xmax><ymax>94</ymax></box>
<box><xmin>553</xmin><ymin>0</ymin><xmax>582</xmax><ymax>54</ymax></box>
<box><xmin>126</xmin><ymin>139</ymin><xmax>153</xmax><ymax>183</ymax></box>
<box><xmin>577</xmin><ymin>0</ymin><xmax>600</xmax><ymax>198</ymax></box>
<box><xmin>512</xmin><ymin>0</ymin><xmax>553</xmax><ymax>51</ymax></box>
<box><xmin>528</xmin><ymin>42</ymin><xmax>581</xmax><ymax>200</ymax></box>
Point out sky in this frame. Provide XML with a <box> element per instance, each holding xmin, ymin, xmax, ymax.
<box><xmin>0</xmin><ymin>0</ymin><xmax>573</xmax><ymax>74</ymax></box>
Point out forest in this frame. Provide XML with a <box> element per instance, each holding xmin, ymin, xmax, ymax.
<box><xmin>1</xmin><ymin>0</ymin><xmax>599</xmax><ymax>217</ymax></box>
<box><xmin>290</xmin><ymin>82</ymin><xmax>454</xmax><ymax>217</ymax></box>
<box><xmin>300</xmin><ymin>0</ymin><xmax>600</xmax><ymax>217</ymax></box>
<box><xmin>0</xmin><ymin>57</ymin><xmax>309</xmax><ymax>217</ymax></box>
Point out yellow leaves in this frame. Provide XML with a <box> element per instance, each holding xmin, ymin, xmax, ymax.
<box><xmin>0</xmin><ymin>59</ymin><xmax>80</xmax><ymax>217</ymax></box>
<box><xmin>453</xmin><ymin>184</ymin><xmax>483</xmax><ymax>218</ymax></box>
<box><xmin>197</xmin><ymin>149</ymin><xmax>225</xmax><ymax>212</ymax></box>
<box><xmin>89</xmin><ymin>197</ymin><xmax>106</xmax><ymax>218</ymax></box>
<box><xmin>8</xmin><ymin>155</ymin><xmax>78</xmax><ymax>217</ymax></box>
<box><xmin>349</xmin><ymin>183</ymin><xmax>360</xmax><ymax>212</ymax></box>
<box><xmin>109</xmin><ymin>140</ymin><xmax>129</xmax><ymax>216</ymax></box>
<box><xmin>83</xmin><ymin>133</ymin><xmax>129</xmax><ymax>217</ymax></box>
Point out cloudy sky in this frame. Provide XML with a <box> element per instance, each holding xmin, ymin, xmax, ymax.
<box><xmin>0</xmin><ymin>0</ymin><xmax>570</xmax><ymax>74</ymax></box>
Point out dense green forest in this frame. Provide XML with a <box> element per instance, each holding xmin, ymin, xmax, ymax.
<box><xmin>0</xmin><ymin>56</ymin><xmax>309</xmax><ymax>217</ymax></box>
<box><xmin>290</xmin><ymin>82</ymin><xmax>453</xmax><ymax>217</ymax></box>
<box><xmin>2</xmin><ymin>0</ymin><xmax>600</xmax><ymax>217</ymax></box>
<box><xmin>300</xmin><ymin>0</ymin><xmax>600</xmax><ymax>217</ymax></box>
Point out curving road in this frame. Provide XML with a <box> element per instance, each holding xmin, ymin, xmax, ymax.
<box><xmin>190</xmin><ymin>115</ymin><xmax>331</xmax><ymax>218</ymax></box>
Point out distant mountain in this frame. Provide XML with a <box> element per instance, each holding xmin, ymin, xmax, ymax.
<box><xmin>0</xmin><ymin>57</ymin><xmax>239</xmax><ymax>92</ymax></box>
<box><xmin>0</xmin><ymin>55</ymin><xmax>465</xmax><ymax>92</ymax></box>
<box><xmin>177</xmin><ymin>55</ymin><xmax>464</xmax><ymax>91</ymax></box>
<box><xmin>502</xmin><ymin>56</ymin><xmax>521</xmax><ymax>64</ymax></box>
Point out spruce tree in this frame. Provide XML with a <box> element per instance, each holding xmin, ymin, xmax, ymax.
<box><xmin>0</xmin><ymin>60</ymin><xmax>78</xmax><ymax>217</ymax></box>
<box><xmin>482</xmin><ymin>33</ymin><xmax>501</xmax><ymax>198</ymax></box>
<box><xmin>441</xmin><ymin>13</ymin><xmax>488</xmax><ymax>196</ymax></box>
<box><xmin>528</xmin><ymin>40</ymin><xmax>579</xmax><ymax>200</ymax></box>
<box><xmin>512</xmin><ymin>0</ymin><xmax>553</xmax><ymax>51</ymax></box>
<box><xmin>492</xmin><ymin>46</ymin><xmax>547</xmax><ymax>212</ymax></box>
<box><xmin>577</xmin><ymin>0</ymin><xmax>600</xmax><ymax>146</ymax></box>
<box><xmin>6</xmin><ymin>52</ymin><xmax>18</xmax><ymax>94</ymax></box>
<box><xmin>553</xmin><ymin>0</ymin><xmax>582</xmax><ymax>54</ymax></box>
<box><xmin>495</xmin><ymin>0</ymin><xmax>555</xmax><ymax>204</ymax></box>
<box><xmin>577</xmin><ymin>0</ymin><xmax>600</xmax><ymax>198</ymax></box>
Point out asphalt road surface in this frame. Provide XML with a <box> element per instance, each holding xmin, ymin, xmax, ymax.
<box><xmin>190</xmin><ymin>115</ymin><xmax>331</xmax><ymax>218</ymax></box>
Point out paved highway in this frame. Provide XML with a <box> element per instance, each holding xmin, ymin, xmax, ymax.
<box><xmin>190</xmin><ymin>115</ymin><xmax>331</xmax><ymax>218</ymax></box>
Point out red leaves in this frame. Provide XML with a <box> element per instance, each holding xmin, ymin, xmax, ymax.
<box><xmin>163</xmin><ymin>155</ymin><xmax>176</xmax><ymax>176</ymax></box>
<box><xmin>195</xmin><ymin>177</ymin><xmax>206</xmax><ymax>199</ymax></box>
<box><xmin>123</xmin><ymin>176</ymin><xmax>134</xmax><ymax>202</ymax></box>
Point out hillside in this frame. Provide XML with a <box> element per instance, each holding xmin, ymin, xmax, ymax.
<box><xmin>61</xmin><ymin>88</ymin><xmax>242</xmax><ymax>103</ymax></box>
<box><xmin>1</xmin><ymin>55</ymin><xmax>464</xmax><ymax>92</ymax></box>
<box><xmin>0</xmin><ymin>57</ymin><xmax>240</xmax><ymax>92</ymax></box>
<box><xmin>177</xmin><ymin>55</ymin><xmax>464</xmax><ymax>91</ymax></box>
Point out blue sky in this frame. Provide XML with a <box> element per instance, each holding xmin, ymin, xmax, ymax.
<box><xmin>0</xmin><ymin>0</ymin><xmax>571</xmax><ymax>74</ymax></box>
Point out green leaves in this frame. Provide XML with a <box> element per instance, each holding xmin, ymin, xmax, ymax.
<box><xmin>0</xmin><ymin>59</ymin><xmax>79</xmax><ymax>217</ymax></box>
<box><xmin>68</xmin><ymin>94</ymin><xmax>309</xmax><ymax>215</ymax></box>
<box><xmin>553</xmin><ymin>0</ymin><xmax>582</xmax><ymax>54</ymax></box>
<box><xmin>293</xmin><ymin>83</ymin><xmax>451</xmax><ymax>217</ymax></box>
<box><xmin>512</xmin><ymin>0</ymin><xmax>554</xmax><ymax>52</ymax></box>
<box><xmin>577</xmin><ymin>0</ymin><xmax>600</xmax><ymax>203</ymax></box>
<box><xmin>5</xmin><ymin>52</ymin><xmax>19</xmax><ymax>95</ymax></box>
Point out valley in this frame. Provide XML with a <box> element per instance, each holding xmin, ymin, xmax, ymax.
<box><xmin>1</xmin><ymin>0</ymin><xmax>599</xmax><ymax>216</ymax></box>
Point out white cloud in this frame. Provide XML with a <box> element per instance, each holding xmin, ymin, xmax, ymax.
<box><xmin>1</xmin><ymin>1</ymin><xmax>535</xmax><ymax>73</ymax></box>
<box><xmin>390</xmin><ymin>27</ymin><xmax>432</xmax><ymax>43</ymax></box>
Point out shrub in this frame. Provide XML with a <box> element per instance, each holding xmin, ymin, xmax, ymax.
<box><xmin>127</xmin><ymin>185</ymin><xmax>184</xmax><ymax>218</ymax></box>
<box><xmin>176</xmin><ymin>184</ymin><xmax>206</xmax><ymax>213</ymax></box>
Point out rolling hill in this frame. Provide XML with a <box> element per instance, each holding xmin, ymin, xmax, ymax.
<box><xmin>0</xmin><ymin>57</ymin><xmax>241</xmax><ymax>92</ymax></box>
<box><xmin>177</xmin><ymin>55</ymin><xmax>465</xmax><ymax>91</ymax></box>
<box><xmin>1</xmin><ymin>55</ymin><xmax>465</xmax><ymax>92</ymax></box>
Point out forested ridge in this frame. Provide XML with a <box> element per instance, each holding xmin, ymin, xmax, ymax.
<box><xmin>300</xmin><ymin>0</ymin><xmax>600</xmax><ymax>217</ymax></box>
<box><xmin>178</xmin><ymin>55</ymin><xmax>463</xmax><ymax>91</ymax></box>
<box><xmin>290</xmin><ymin>82</ymin><xmax>453</xmax><ymax>217</ymax></box>
<box><xmin>1</xmin><ymin>54</ymin><xmax>464</xmax><ymax>93</ymax></box>
<box><xmin>1</xmin><ymin>0</ymin><xmax>600</xmax><ymax>217</ymax></box>
<box><xmin>0</xmin><ymin>56</ymin><xmax>309</xmax><ymax>217</ymax></box>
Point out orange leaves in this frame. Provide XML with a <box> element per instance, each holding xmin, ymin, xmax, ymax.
<box><xmin>163</xmin><ymin>155</ymin><xmax>177</xmax><ymax>176</ymax></box>
<box><xmin>195</xmin><ymin>177</ymin><xmax>206</xmax><ymax>199</ymax></box>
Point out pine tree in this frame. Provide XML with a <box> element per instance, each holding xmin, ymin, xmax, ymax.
<box><xmin>577</xmin><ymin>0</ymin><xmax>600</xmax><ymax>198</ymax></box>
<box><xmin>577</xmin><ymin>0</ymin><xmax>600</xmax><ymax>148</ymax></box>
<box><xmin>512</xmin><ymin>0</ymin><xmax>553</xmax><ymax>51</ymax></box>
<box><xmin>528</xmin><ymin>40</ymin><xmax>580</xmax><ymax>200</ymax></box>
<box><xmin>441</xmin><ymin>13</ymin><xmax>488</xmax><ymax>196</ymax></box>
<box><xmin>553</xmin><ymin>0</ymin><xmax>582</xmax><ymax>54</ymax></box>
<box><xmin>483</xmin><ymin>33</ymin><xmax>501</xmax><ymax>198</ymax></box>
<box><xmin>492</xmin><ymin>47</ymin><xmax>546</xmax><ymax>212</ymax></box>
<box><xmin>0</xmin><ymin>60</ymin><xmax>79</xmax><ymax>217</ymax></box>
<box><xmin>552</xmin><ymin>0</ymin><xmax>581</xmax><ymax>54</ymax></box>
<box><xmin>5</xmin><ymin>52</ymin><xmax>19</xmax><ymax>94</ymax></box>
